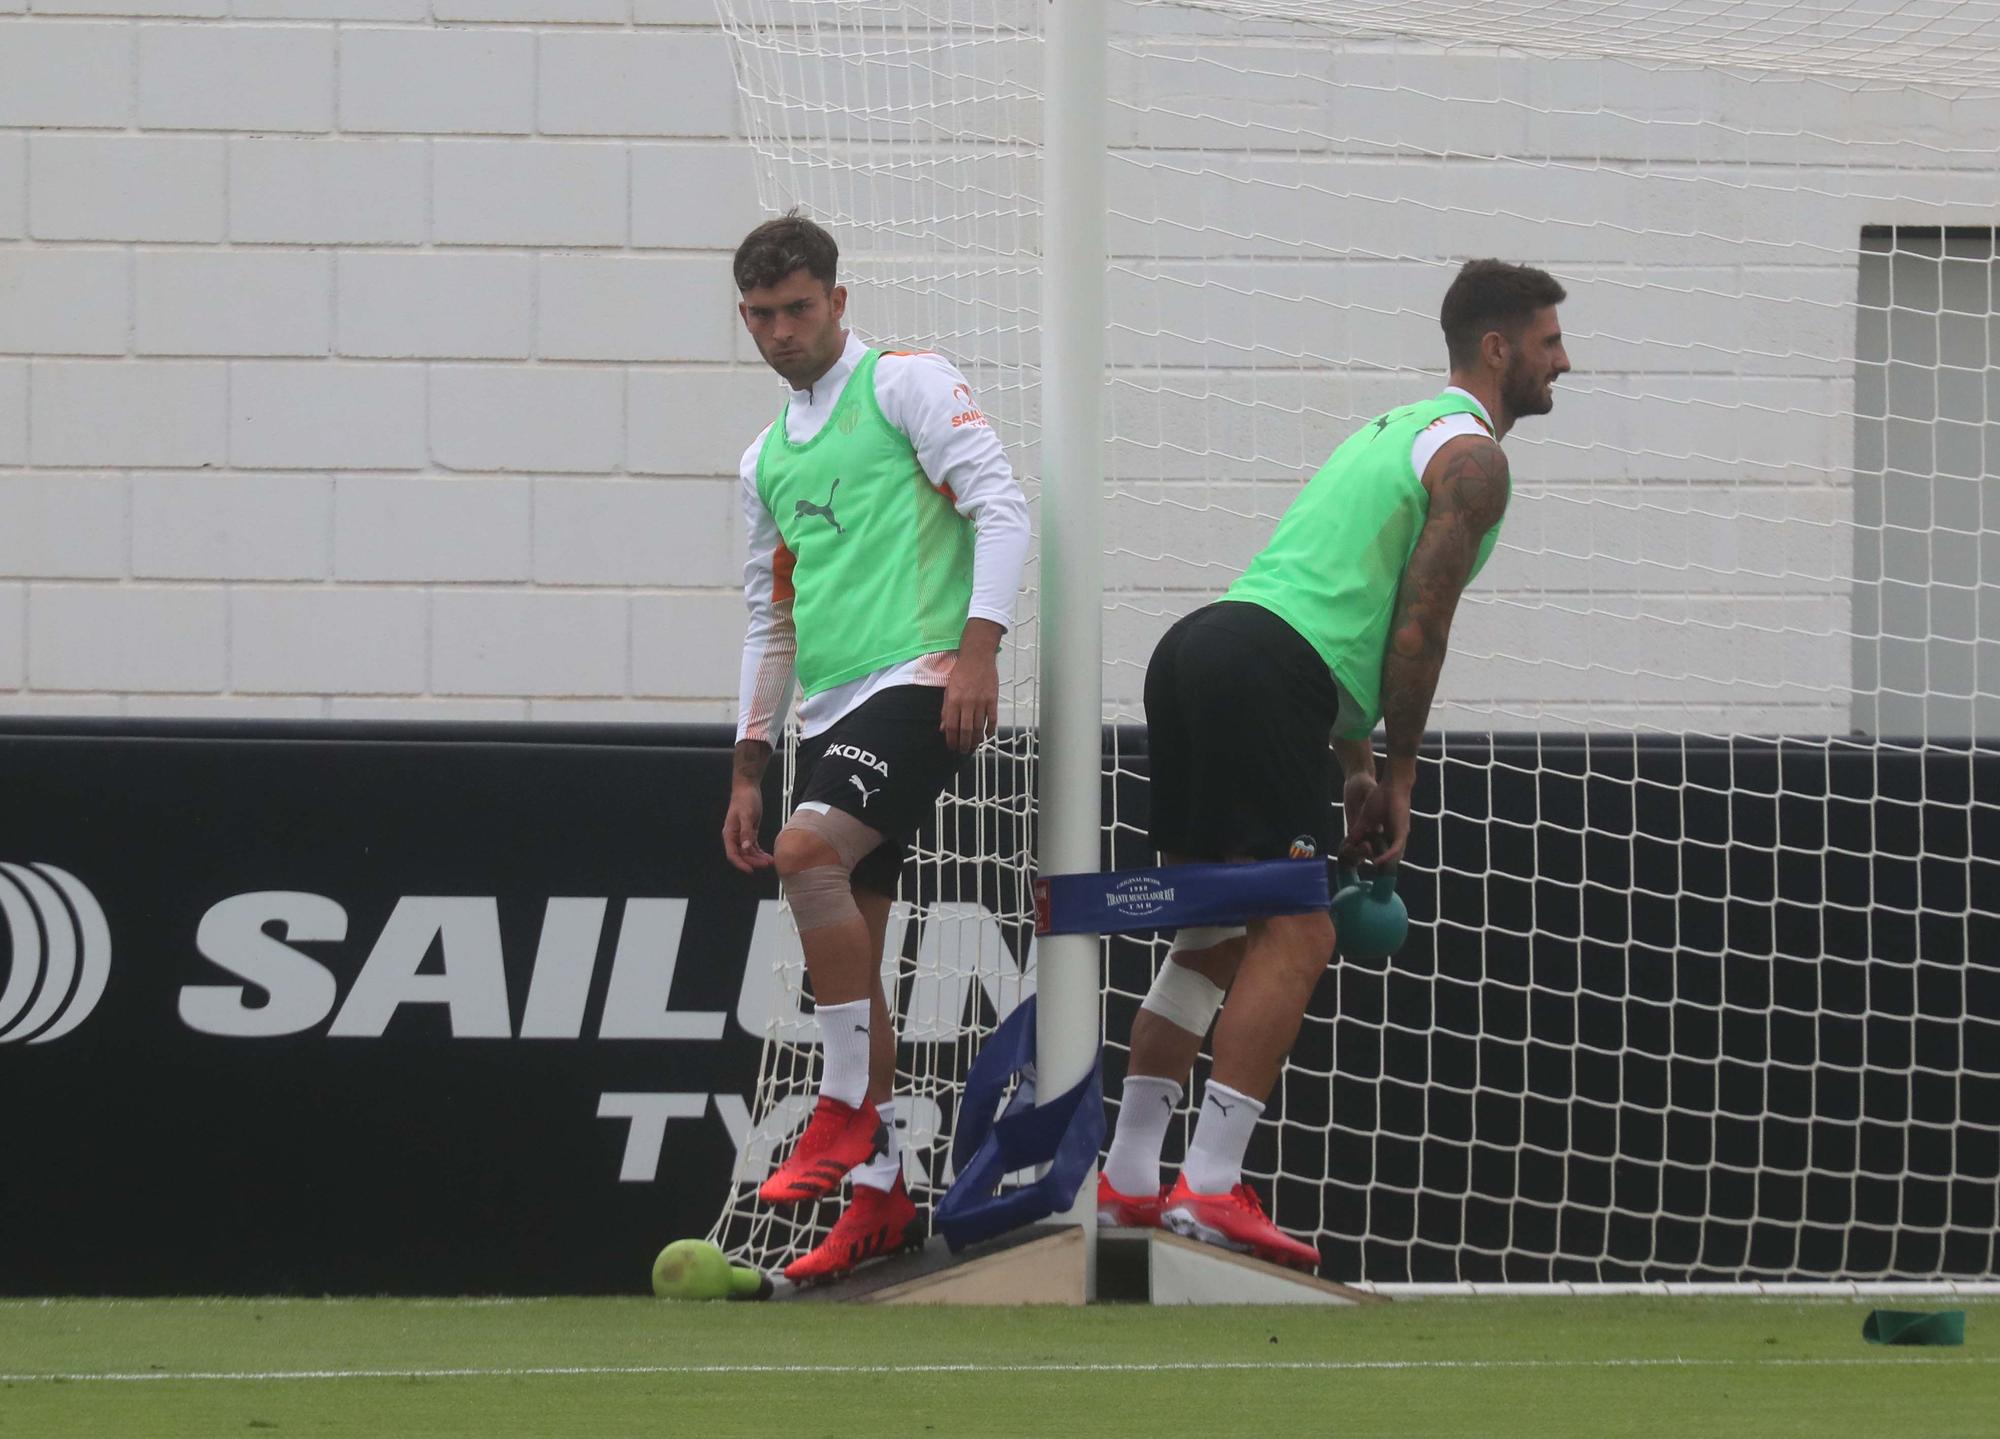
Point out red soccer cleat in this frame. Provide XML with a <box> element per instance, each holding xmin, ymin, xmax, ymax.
<box><xmin>758</xmin><ymin>1096</ymin><xmax>888</xmax><ymax>1206</ymax></box>
<box><xmin>1097</xmin><ymin>1173</ymin><xmax>1168</xmax><ymax>1229</ymax></box>
<box><xmin>782</xmin><ymin>1175</ymin><xmax>921</xmax><ymax>1284</ymax></box>
<box><xmin>1160</xmin><ymin>1175</ymin><xmax>1320</xmax><ymax>1271</ymax></box>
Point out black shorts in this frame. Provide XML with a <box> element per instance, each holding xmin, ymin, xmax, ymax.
<box><xmin>791</xmin><ymin>683</ymin><xmax>969</xmax><ymax>897</ymax></box>
<box><xmin>1145</xmin><ymin>601</ymin><xmax>1343</xmax><ymax>862</ymax></box>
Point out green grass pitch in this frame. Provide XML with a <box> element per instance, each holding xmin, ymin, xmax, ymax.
<box><xmin>3</xmin><ymin>1296</ymin><xmax>1992</xmax><ymax>1437</ymax></box>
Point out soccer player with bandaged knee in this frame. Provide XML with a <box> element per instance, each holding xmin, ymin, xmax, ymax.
<box><xmin>1099</xmin><ymin>260</ymin><xmax>1572</xmax><ymax>1270</ymax></box>
<box><xmin>719</xmin><ymin>213</ymin><xmax>1030</xmax><ymax>1284</ymax></box>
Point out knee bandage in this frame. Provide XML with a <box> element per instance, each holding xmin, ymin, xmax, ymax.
<box><xmin>779</xmin><ymin>805</ymin><xmax>885</xmax><ymax>932</ymax></box>
<box><xmin>1138</xmin><ymin>953</ymin><xmax>1229</xmax><ymax>1036</ymax></box>
<box><xmin>782</xmin><ymin>863</ymin><xmax>859</xmax><ymax>933</ymax></box>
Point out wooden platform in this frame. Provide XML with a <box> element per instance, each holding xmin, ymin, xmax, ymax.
<box><xmin>1099</xmin><ymin>1226</ymin><xmax>1385</xmax><ymax>1306</ymax></box>
<box><xmin>777</xmin><ymin>1224</ymin><xmax>1087</xmax><ymax>1306</ymax></box>
<box><xmin>777</xmin><ymin>1223</ymin><xmax>1383</xmax><ymax>1306</ymax></box>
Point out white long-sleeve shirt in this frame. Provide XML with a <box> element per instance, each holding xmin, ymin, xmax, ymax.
<box><xmin>736</xmin><ymin>332</ymin><xmax>1031</xmax><ymax>743</ymax></box>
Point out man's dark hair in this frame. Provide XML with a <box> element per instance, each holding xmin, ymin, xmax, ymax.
<box><xmin>733</xmin><ymin>211</ymin><xmax>839</xmax><ymax>294</ymax></box>
<box><xmin>1439</xmin><ymin>259</ymin><xmax>1567</xmax><ymax>369</ymax></box>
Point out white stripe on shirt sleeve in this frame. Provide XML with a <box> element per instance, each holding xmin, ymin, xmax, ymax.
<box><xmin>874</xmin><ymin>350</ymin><xmax>1031</xmax><ymax>634</ymax></box>
<box><xmin>1411</xmin><ymin>411</ymin><xmax>1491</xmax><ymax>482</ymax></box>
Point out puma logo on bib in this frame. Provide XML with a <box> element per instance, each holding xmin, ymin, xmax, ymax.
<box><xmin>795</xmin><ymin>477</ymin><xmax>845</xmax><ymax>534</ymax></box>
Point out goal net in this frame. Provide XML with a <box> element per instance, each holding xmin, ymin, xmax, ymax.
<box><xmin>708</xmin><ymin>0</ymin><xmax>2000</xmax><ymax>1287</ymax></box>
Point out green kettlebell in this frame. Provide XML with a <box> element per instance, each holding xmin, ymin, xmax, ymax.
<box><xmin>1331</xmin><ymin>865</ymin><xmax>1408</xmax><ymax>959</ymax></box>
<box><xmin>651</xmin><ymin>1239</ymin><xmax>773</xmax><ymax>1301</ymax></box>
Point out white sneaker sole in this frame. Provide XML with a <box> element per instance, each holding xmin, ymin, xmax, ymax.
<box><xmin>1160</xmin><ymin>1205</ymin><xmax>1253</xmax><ymax>1254</ymax></box>
<box><xmin>1162</xmin><ymin>1204</ymin><xmax>1317</xmax><ymax>1270</ymax></box>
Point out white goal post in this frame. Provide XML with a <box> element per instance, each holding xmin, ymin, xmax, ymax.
<box><xmin>707</xmin><ymin>0</ymin><xmax>2000</xmax><ymax>1294</ymax></box>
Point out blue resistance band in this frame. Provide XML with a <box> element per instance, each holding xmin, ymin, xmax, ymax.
<box><xmin>1033</xmin><ymin>858</ymin><xmax>1331</xmax><ymax>936</ymax></box>
<box><xmin>933</xmin><ymin>996</ymin><xmax>1103</xmax><ymax>1252</ymax></box>
<box><xmin>937</xmin><ymin>860</ymin><xmax>1330</xmax><ymax>1250</ymax></box>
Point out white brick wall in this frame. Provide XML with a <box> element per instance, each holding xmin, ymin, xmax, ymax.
<box><xmin>537</xmin><ymin>256</ymin><xmax>735</xmax><ymax>362</ymax></box>
<box><xmin>628</xmin><ymin>0</ymin><xmax>714</xmax><ymax>21</ymax></box>
<box><xmin>335</xmin><ymin>253</ymin><xmax>533</xmax><ymax>360</ymax></box>
<box><xmin>334</xmin><ymin>475</ymin><xmax>531</xmax><ymax>581</ymax></box>
<box><xmin>0</xmin><ymin>22</ymin><xmax>134</xmax><ymax>129</ymax></box>
<box><xmin>231</xmin><ymin>362</ymin><xmax>426</xmax><ymax>469</ymax></box>
<box><xmin>326</xmin><ymin>695</ymin><xmax>528</xmax><ymax>720</ymax></box>
<box><xmin>0</xmin><ymin>362</ymin><xmax>25</xmax><ymax>464</ymax></box>
<box><xmin>1073</xmin><ymin>20</ymin><xmax>2000</xmax><ymax>738</ymax></box>
<box><xmin>537</xmin><ymin>32</ymin><xmax>737</xmax><ymax>137</ymax></box>
<box><xmin>628</xmin><ymin>368</ymin><xmax>775</xmax><ymax>475</ymax></box>
<box><xmin>38</xmin><ymin>0</ymin><xmax>224</xmax><ymax>17</ymax></box>
<box><xmin>0</xmin><ymin>475</ymin><xmax>126</xmax><ymax>578</ymax></box>
<box><xmin>240</xmin><ymin>0</ymin><xmax>426</xmax><ymax>20</ymax></box>
<box><xmin>31</xmin><ymin>136</ymin><xmax>225</xmax><ymax>242</ymax></box>
<box><xmin>338</xmin><ymin>28</ymin><xmax>535</xmax><ymax>136</ymax></box>
<box><xmin>532</xmin><ymin>477</ymin><xmax>736</xmax><ymax>587</ymax></box>
<box><xmin>0</xmin><ymin>584</ymin><xmax>22</xmax><ymax>690</ymax></box>
<box><xmin>431</xmin><ymin>589</ymin><xmax>627</xmax><ymax>695</ymax></box>
<box><xmin>135</xmin><ymin>252</ymin><xmax>331</xmax><ymax>357</ymax></box>
<box><xmin>632</xmin><ymin>591</ymin><xmax>740</xmax><ymax>697</ymax></box>
<box><xmin>230</xmin><ymin>585</ymin><xmax>426</xmax><ymax>693</ymax></box>
<box><xmin>29</xmin><ymin>584</ymin><xmax>227</xmax><ymax>691</ymax></box>
<box><xmin>127</xmin><ymin>694</ymin><xmax>331</xmax><ymax>718</ymax></box>
<box><xmin>0</xmin><ymin>250</ymin><xmax>128</xmax><ymax>356</ymax></box>
<box><xmin>0</xmin><ymin>138</ymin><xmax>24</xmax><ymax>238</ymax></box>
<box><xmin>32</xmin><ymin>361</ymin><xmax>227</xmax><ymax>467</ymax></box>
<box><xmin>229</xmin><ymin>138</ymin><xmax>428</xmax><ymax>245</ymax></box>
<box><xmin>631</xmin><ymin>144</ymin><xmax>761</xmax><ymax>249</ymax></box>
<box><xmin>131</xmin><ymin>473</ymin><xmax>331</xmax><ymax>580</ymax></box>
<box><xmin>1</xmin><ymin>4</ymin><xmax>1993</xmax><ymax>743</ymax></box>
<box><xmin>136</xmin><ymin>24</ymin><xmax>336</xmax><ymax>132</ymax></box>
<box><xmin>433</xmin><ymin>141</ymin><xmax>625</xmax><ymax>247</ymax></box>
<box><xmin>432</xmin><ymin>365</ymin><xmax>622</xmax><ymax>472</ymax></box>
<box><xmin>440</xmin><ymin>0</ymin><xmax>624</xmax><ymax>21</ymax></box>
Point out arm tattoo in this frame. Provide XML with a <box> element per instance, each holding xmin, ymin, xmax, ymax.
<box><xmin>1379</xmin><ymin>440</ymin><xmax>1510</xmax><ymax>764</ymax></box>
<box><xmin>733</xmin><ymin>739</ymin><xmax>773</xmax><ymax>786</ymax></box>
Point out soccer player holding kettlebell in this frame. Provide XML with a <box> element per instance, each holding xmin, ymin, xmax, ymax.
<box><xmin>1099</xmin><ymin>260</ymin><xmax>1572</xmax><ymax>1269</ymax></box>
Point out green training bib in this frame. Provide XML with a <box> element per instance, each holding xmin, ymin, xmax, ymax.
<box><xmin>756</xmin><ymin>349</ymin><xmax>976</xmax><ymax>696</ymax></box>
<box><xmin>1223</xmin><ymin>392</ymin><xmax>1505</xmax><ymax>736</ymax></box>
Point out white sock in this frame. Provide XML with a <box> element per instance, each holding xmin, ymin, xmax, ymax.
<box><xmin>1180</xmin><ymin>1081</ymin><xmax>1263</xmax><ymax>1195</ymax></box>
<box><xmin>1102</xmin><ymin>1076</ymin><xmax>1183</xmax><ymax>1196</ymax></box>
<box><xmin>815</xmin><ymin>997</ymin><xmax>871</xmax><ymax>1108</ymax></box>
<box><xmin>851</xmin><ymin>1100</ymin><xmax>902</xmax><ymax>1193</ymax></box>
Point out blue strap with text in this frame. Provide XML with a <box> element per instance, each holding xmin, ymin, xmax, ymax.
<box><xmin>1033</xmin><ymin>859</ymin><xmax>1330</xmax><ymax>936</ymax></box>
